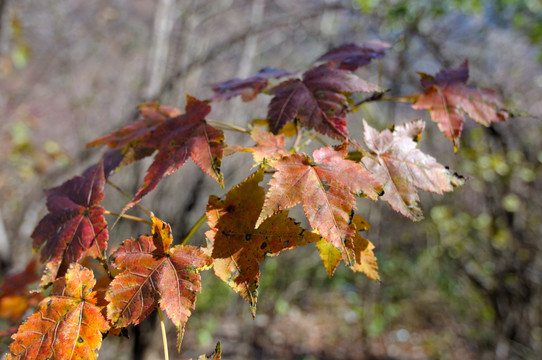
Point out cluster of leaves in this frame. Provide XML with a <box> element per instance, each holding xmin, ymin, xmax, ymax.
<box><xmin>2</xmin><ymin>39</ymin><xmax>509</xmax><ymax>360</ymax></box>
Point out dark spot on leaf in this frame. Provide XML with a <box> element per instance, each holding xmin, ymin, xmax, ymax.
<box><xmin>347</xmin><ymin>209</ymin><xmax>355</xmax><ymax>225</ymax></box>
<box><xmin>260</xmin><ymin>242</ymin><xmax>267</xmax><ymax>250</ymax></box>
<box><xmin>226</xmin><ymin>205</ymin><xmax>235</xmax><ymax>213</ymax></box>
<box><xmin>47</xmin><ymin>299</ymin><xmax>52</xmax><ymax>307</ymax></box>
<box><xmin>298</xmin><ymin>229</ymin><xmax>305</xmax><ymax>236</ymax></box>
<box><xmin>283</xmin><ymin>240</ymin><xmax>289</xmax><ymax>246</ymax></box>
<box><xmin>78</xmin><ymin>337</ymin><xmax>84</xmax><ymax>343</ymax></box>
<box><xmin>153</xmin><ymin>232</ymin><xmax>158</xmax><ymax>238</ymax></box>
<box><xmin>317</xmin><ymin>204</ymin><xmax>322</xmax><ymax>211</ymax></box>
<box><xmin>378</xmin><ymin>189</ymin><xmax>385</xmax><ymax>197</ymax></box>
<box><xmin>321</xmin><ymin>180</ymin><xmax>331</xmax><ymax>192</ymax></box>
<box><xmin>245</xmin><ymin>234</ymin><xmax>251</xmax><ymax>241</ymax></box>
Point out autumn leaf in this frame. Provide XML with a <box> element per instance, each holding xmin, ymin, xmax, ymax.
<box><xmin>362</xmin><ymin>120</ymin><xmax>464</xmax><ymax>221</ymax></box>
<box><xmin>129</xmin><ymin>95</ymin><xmax>225</xmax><ymax>207</ymax></box>
<box><xmin>7</xmin><ymin>264</ymin><xmax>109</xmax><ymax>360</ymax></box>
<box><xmin>205</xmin><ymin>168</ymin><xmax>320</xmax><ymax>316</ymax></box>
<box><xmin>87</xmin><ymin>103</ymin><xmax>181</xmax><ymax>171</ymax></box>
<box><xmin>412</xmin><ymin>60</ymin><xmax>508</xmax><ymax>150</ymax></box>
<box><xmin>317</xmin><ymin>41</ymin><xmax>392</xmax><ymax>71</ymax></box>
<box><xmin>267</xmin><ymin>63</ymin><xmax>379</xmax><ymax>139</ymax></box>
<box><xmin>31</xmin><ymin>162</ymin><xmax>108</xmax><ymax>287</ymax></box>
<box><xmin>211</xmin><ymin>67</ymin><xmax>295</xmax><ymax>102</ymax></box>
<box><xmin>256</xmin><ymin>145</ymin><xmax>382</xmax><ymax>249</ymax></box>
<box><xmin>316</xmin><ymin>214</ymin><xmax>378</xmax><ymax>280</ymax></box>
<box><xmin>106</xmin><ymin>215</ymin><xmax>212</xmax><ymax>351</ymax></box>
<box><xmin>227</xmin><ymin>126</ymin><xmax>287</xmax><ymax>165</ymax></box>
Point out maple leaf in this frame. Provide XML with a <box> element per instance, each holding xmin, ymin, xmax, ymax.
<box><xmin>267</xmin><ymin>63</ymin><xmax>379</xmax><ymax>139</ymax></box>
<box><xmin>87</xmin><ymin>103</ymin><xmax>181</xmax><ymax>171</ymax></box>
<box><xmin>31</xmin><ymin>162</ymin><xmax>108</xmax><ymax>286</ymax></box>
<box><xmin>206</xmin><ymin>169</ymin><xmax>320</xmax><ymax>316</ymax></box>
<box><xmin>316</xmin><ymin>214</ymin><xmax>379</xmax><ymax>280</ymax></box>
<box><xmin>7</xmin><ymin>264</ymin><xmax>109</xmax><ymax>360</ymax></box>
<box><xmin>317</xmin><ymin>41</ymin><xmax>392</xmax><ymax>71</ymax></box>
<box><xmin>227</xmin><ymin>126</ymin><xmax>287</xmax><ymax>165</ymax></box>
<box><xmin>256</xmin><ymin>145</ymin><xmax>382</xmax><ymax>249</ymax></box>
<box><xmin>106</xmin><ymin>215</ymin><xmax>211</xmax><ymax>351</ymax></box>
<box><xmin>412</xmin><ymin>60</ymin><xmax>508</xmax><ymax>150</ymax></box>
<box><xmin>211</xmin><ymin>67</ymin><xmax>295</xmax><ymax>102</ymax></box>
<box><xmin>362</xmin><ymin>120</ymin><xmax>464</xmax><ymax>221</ymax></box>
<box><xmin>129</xmin><ymin>95</ymin><xmax>225</xmax><ymax>206</ymax></box>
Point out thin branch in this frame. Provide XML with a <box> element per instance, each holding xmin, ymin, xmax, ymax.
<box><xmin>157</xmin><ymin>308</ymin><xmax>169</xmax><ymax>360</ymax></box>
<box><xmin>144</xmin><ymin>3</ymin><xmax>348</xmax><ymax>107</ymax></box>
<box><xmin>103</xmin><ymin>210</ymin><xmax>152</xmax><ymax>226</ymax></box>
<box><xmin>207</xmin><ymin>119</ymin><xmax>250</xmax><ymax>133</ymax></box>
<box><xmin>106</xmin><ymin>179</ymin><xmax>152</xmax><ymax>216</ymax></box>
<box><xmin>181</xmin><ymin>213</ymin><xmax>207</xmax><ymax>245</ymax></box>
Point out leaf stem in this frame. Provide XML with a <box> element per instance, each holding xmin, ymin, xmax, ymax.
<box><xmin>207</xmin><ymin>119</ymin><xmax>250</xmax><ymax>133</ymax></box>
<box><xmin>106</xmin><ymin>180</ymin><xmax>152</xmax><ymax>216</ymax></box>
<box><xmin>103</xmin><ymin>210</ymin><xmax>152</xmax><ymax>226</ymax></box>
<box><xmin>292</xmin><ymin>120</ymin><xmax>303</xmax><ymax>150</ymax></box>
<box><xmin>380</xmin><ymin>94</ymin><xmax>419</xmax><ymax>103</ymax></box>
<box><xmin>292</xmin><ymin>132</ymin><xmax>320</xmax><ymax>153</ymax></box>
<box><xmin>158</xmin><ymin>308</ymin><xmax>169</xmax><ymax>360</ymax></box>
<box><xmin>181</xmin><ymin>213</ymin><xmax>208</xmax><ymax>245</ymax></box>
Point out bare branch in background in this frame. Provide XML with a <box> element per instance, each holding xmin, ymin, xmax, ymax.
<box><xmin>144</xmin><ymin>0</ymin><xmax>177</xmax><ymax>99</ymax></box>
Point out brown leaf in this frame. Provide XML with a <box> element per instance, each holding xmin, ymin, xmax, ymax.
<box><xmin>206</xmin><ymin>169</ymin><xmax>319</xmax><ymax>316</ymax></box>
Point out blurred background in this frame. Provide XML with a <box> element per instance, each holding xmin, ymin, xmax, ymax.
<box><xmin>1</xmin><ymin>0</ymin><xmax>541</xmax><ymax>359</ymax></box>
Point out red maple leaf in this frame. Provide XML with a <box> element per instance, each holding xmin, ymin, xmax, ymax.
<box><xmin>31</xmin><ymin>162</ymin><xmax>108</xmax><ymax>286</ymax></box>
<box><xmin>318</xmin><ymin>41</ymin><xmax>392</xmax><ymax>71</ymax></box>
<box><xmin>267</xmin><ymin>63</ymin><xmax>379</xmax><ymax>139</ymax></box>
<box><xmin>362</xmin><ymin>120</ymin><xmax>464</xmax><ymax>221</ymax></box>
<box><xmin>7</xmin><ymin>264</ymin><xmax>109</xmax><ymax>360</ymax></box>
<box><xmin>412</xmin><ymin>60</ymin><xmax>508</xmax><ymax>150</ymax></box>
<box><xmin>256</xmin><ymin>145</ymin><xmax>382</xmax><ymax>248</ymax></box>
<box><xmin>129</xmin><ymin>95</ymin><xmax>225</xmax><ymax>206</ymax></box>
<box><xmin>206</xmin><ymin>169</ymin><xmax>320</xmax><ymax>316</ymax></box>
<box><xmin>211</xmin><ymin>67</ymin><xmax>295</xmax><ymax>102</ymax></box>
<box><xmin>106</xmin><ymin>215</ymin><xmax>211</xmax><ymax>351</ymax></box>
<box><xmin>87</xmin><ymin>103</ymin><xmax>181</xmax><ymax>172</ymax></box>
